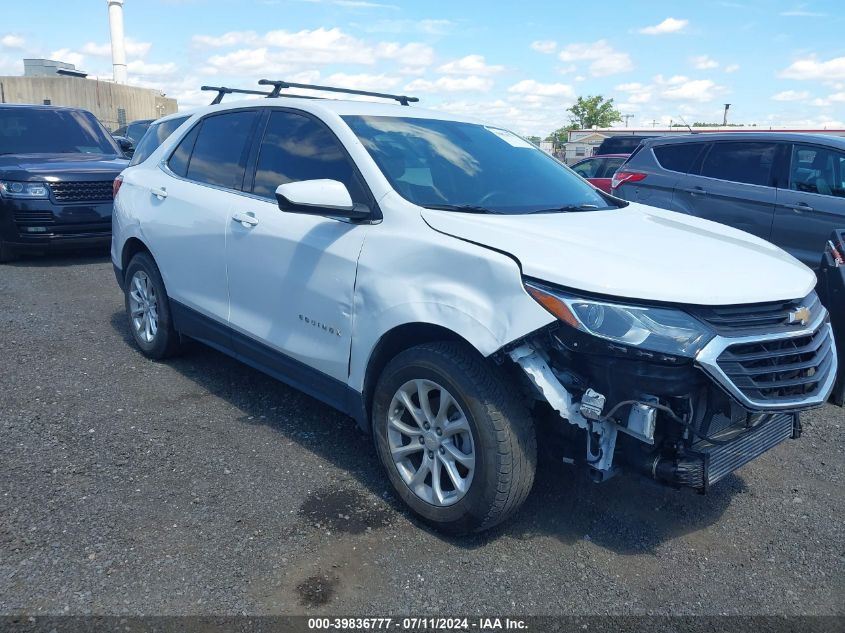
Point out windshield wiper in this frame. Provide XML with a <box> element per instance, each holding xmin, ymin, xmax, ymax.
<box><xmin>423</xmin><ymin>204</ymin><xmax>499</xmax><ymax>214</ymax></box>
<box><xmin>528</xmin><ymin>204</ymin><xmax>607</xmax><ymax>214</ymax></box>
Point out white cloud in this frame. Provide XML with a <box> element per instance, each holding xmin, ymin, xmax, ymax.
<box><xmin>780</xmin><ymin>8</ymin><xmax>826</xmax><ymax>17</ymax></box>
<box><xmin>192</xmin><ymin>31</ymin><xmax>258</xmax><ymax>48</ymax></box>
<box><xmin>772</xmin><ymin>90</ymin><xmax>811</xmax><ymax>101</ymax></box>
<box><xmin>127</xmin><ymin>60</ymin><xmax>179</xmax><ymax>77</ymax></box>
<box><xmin>558</xmin><ymin>40</ymin><xmax>634</xmax><ymax>76</ymax></box>
<box><xmin>531</xmin><ymin>40</ymin><xmax>557</xmax><ymax>54</ymax></box>
<box><xmin>780</xmin><ymin>55</ymin><xmax>845</xmax><ymax>80</ymax></box>
<box><xmin>615</xmin><ymin>82</ymin><xmax>644</xmax><ymax>92</ymax></box>
<box><xmin>81</xmin><ymin>38</ymin><xmax>152</xmax><ymax>59</ymax></box>
<box><xmin>198</xmin><ymin>28</ymin><xmax>434</xmax><ymax>75</ymax></box>
<box><xmin>690</xmin><ymin>55</ymin><xmax>719</xmax><ymax>70</ymax></box>
<box><xmin>49</xmin><ymin>48</ymin><xmax>85</xmax><ymax>69</ymax></box>
<box><xmin>322</xmin><ymin>72</ymin><xmax>401</xmax><ymax>90</ymax></box>
<box><xmin>724</xmin><ymin>64</ymin><xmax>740</xmax><ymax>73</ymax></box>
<box><xmin>192</xmin><ymin>27</ymin><xmax>433</xmax><ymax>69</ymax></box>
<box><xmin>438</xmin><ymin>54</ymin><xmax>503</xmax><ymax>76</ymax></box>
<box><xmin>1</xmin><ymin>34</ymin><xmax>25</xmax><ymax>49</ymax></box>
<box><xmin>639</xmin><ymin>17</ymin><xmax>688</xmax><ymax>35</ymax></box>
<box><xmin>507</xmin><ymin>79</ymin><xmax>574</xmax><ymax>98</ymax></box>
<box><xmin>661</xmin><ymin>78</ymin><xmax>723</xmax><ymax>102</ymax></box>
<box><xmin>405</xmin><ymin>75</ymin><xmax>494</xmax><ymax>93</ymax></box>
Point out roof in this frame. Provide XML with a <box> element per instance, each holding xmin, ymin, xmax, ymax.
<box><xmin>642</xmin><ymin>131</ymin><xmax>845</xmax><ymax>148</ymax></box>
<box><xmin>0</xmin><ymin>103</ymin><xmax>92</xmax><ymax>113</ymax></box>
<box><xmin>166</xmin><ymin>96</ymin><xmax>484</xmax><ymax>126</ymax></box>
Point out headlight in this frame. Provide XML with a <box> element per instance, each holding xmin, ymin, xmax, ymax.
<box><xmin>0</xmin><ymin>181</ymin><xmax>50</xmax><ymax>199</ymax></box>
<box><xmin>525</xmin><ymin>280</ymin><xmax>714</xmax><ymax>358</ymax></box>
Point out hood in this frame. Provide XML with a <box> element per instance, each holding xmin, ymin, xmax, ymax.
<box><xmin>421</xmin><ymin>203</ymin><xmax>816</xmax><ymax>306</ymax></box>
<box><xmin>0</xmin><ymin>153</ymin><xmax>128</xmax><ymax>180</ymax></box>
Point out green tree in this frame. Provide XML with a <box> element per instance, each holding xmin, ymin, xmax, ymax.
<box><xmin>545</xmin><ymin>127</ymin><xmax>569</xmax><ymax>148</ymax></box>
<box><xmin>525</xmin><ymin>135</ymin><xmax>542</xmax><ymax>146</ymax></box>
<box><xmin>566</xmin><ymin>95</ymin><xmax>622</xmax><ymax>129</ymax></box>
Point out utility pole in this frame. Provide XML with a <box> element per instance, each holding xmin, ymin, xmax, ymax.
<box><xmin>651</xmin><ymin>119</ymin><xmax>658</xmax><ymax>128</ymax></box>
<box><xmin>723</xmin><ymin>103</ymin><xmax>731</xmax><ymax>126</ymax></box>
<box><xmin>623</xmin><ymin>114</ymin><xmax>634</xmax><ymax>127</ymax></box>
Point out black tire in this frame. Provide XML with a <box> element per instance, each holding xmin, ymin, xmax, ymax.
<box><xmin>372</xmin><ymin>341</ymin><xmax>536</xmax><ymax>534</ymax></box>
<box><xmin>0</xmin><ymin>240</ymin><xmax>18</xmax><ymax>263</ymax></box>
<box><xmin>123</xmin><ymin>252</ymin><xmax>183</xmax><ymax>359</ymax></box>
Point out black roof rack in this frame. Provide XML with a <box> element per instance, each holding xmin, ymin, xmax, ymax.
<box><xmin>258</xmin><ymin>79</ymin><xmax>419</xmax><ymax>106</ymax></box>
<box><xmin>201</xmin><ymin>86</ymin><xmax>273</xmax><ymax>105</ymax></box>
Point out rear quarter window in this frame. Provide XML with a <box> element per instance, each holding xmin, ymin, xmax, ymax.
<box><xmin>653</xmin><ymin>143</ymin><xmax>704</xmax><ymax>173</ymax></box>
<box><xmin>129</xmin><ymin>116</ymin><xmax>189</xmax><ymax>166</ymax></box>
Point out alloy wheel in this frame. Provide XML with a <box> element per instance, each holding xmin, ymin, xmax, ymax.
<box><xmin>128</xmin><ymin>271</ymin><xmax>159</xmax><ymax>344</ymax></box>
<box><xmin>387</xmin><ymin>379</ymin><xmax>476</xmax><ymax>506</ymax></box>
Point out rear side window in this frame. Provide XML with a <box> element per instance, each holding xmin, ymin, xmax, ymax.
<box><xmin>251</xmin><ymin>110</ymin><xmax>367</xmax><ymax>202</ymax></box>
<box><xmin>653</xmin><ymin>143</ymin><xmax>703</xmax><ymax>173</ymax></box>
<box><xmin>183</xmin><ymin>110</ymin><xmax>259</xmax><ymax>190</ymax></box>
<box><xmin>167</xmin><ymin>124</ymin><xmax>200</xmax><ymax>177</ymax></box>
<box><xmin>599</xmin><ymin>157</ymin><xmax>626</xmax><ymax>177</ymax></box>
<box><xmin>700</xmin><ymin>142</ymin><xmax>777</xmax><ymax>186</ymax></box>
<box><xmin>129</xmin><ymin>116</ymin><xmax>189</xmax><ymax>166</ymax></box>
<box><xmin>571</xmin><ymin>158</ymin><xmax>602</xmax><ymax>178</ymax></box>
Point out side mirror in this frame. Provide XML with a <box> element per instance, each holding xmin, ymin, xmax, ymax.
<box><xmin>115</xmin><ymin>137</ymin><xmax>134</xmax><ymax>158</ymax></box>
<box><xmin>275</xmin><ymin>180</ymin><xmax>370</xmax><ymax>220</ymax></box>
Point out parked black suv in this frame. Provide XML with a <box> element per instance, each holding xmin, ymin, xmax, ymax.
<box><xmin>0</xmin><ymin>104</ymin><xmax>128</xmax><ymax>262</ymax></box>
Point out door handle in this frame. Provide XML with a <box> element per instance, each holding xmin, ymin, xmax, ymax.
<box><xmin>231</xmin><ymin>212</ymin><xmax>259</xmax><ymax>228</ymax></box>
<box><xmin>682</xmin><ymin>187</ymin><xmax>707</xmax><ymax>196</ymax></box>
<box><xmin>783</xmin><ymin>202</ymin><xmax>813</xmax><ymax>213</ymax></box>
<box><xmin>150</xmin><ymin>187</ymin><xmax>167</xmax><ymax>199</ymax></box>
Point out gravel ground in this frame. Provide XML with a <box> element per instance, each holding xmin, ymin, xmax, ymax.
<box><xmin>0</xmin><ymin>253</ymin><xmax>843</xmax><ymax>617</ymax></box>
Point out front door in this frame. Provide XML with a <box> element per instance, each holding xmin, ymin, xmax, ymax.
<box><xmin>773</xmin><ymin>143</ymin><xmax>845</xmax><ymax>269</ymax></box>
<box><xmin>225</xmin><ymin>109</ymin><xmax>373</xmax><ymax>385</ymax></box>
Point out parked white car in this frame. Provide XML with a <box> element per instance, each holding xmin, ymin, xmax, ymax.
<box><xmin>111</xmin><ymin>86</ymin><xmax>837</xmax><ymax>534</ymax></box>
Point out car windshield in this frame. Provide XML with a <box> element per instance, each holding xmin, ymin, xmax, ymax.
<box><xmin>343</xmin><ymin>115</ymin><xmax>614</xmax><ymax>214</ymax></box>
<box><xmin>0</xmin><ymin>108</ymin><xmax>119</xmax><ymax>156</ymax></box>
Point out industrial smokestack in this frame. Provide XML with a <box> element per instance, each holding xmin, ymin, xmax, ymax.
<box><xmin>107</xmin><ymin>0</ymin><xmax>127</xmax><ymax>84</ymax></box>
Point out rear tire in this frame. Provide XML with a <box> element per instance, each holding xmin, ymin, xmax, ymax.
<box><xmin>373</xmin><ymin>341</ymin><xmax>536</xmax><ymax>534</ymax></box>
<box><xmin>124</xmin><ymin>252</ymin><xmax>183</xmax><ymax>359</ymax></box>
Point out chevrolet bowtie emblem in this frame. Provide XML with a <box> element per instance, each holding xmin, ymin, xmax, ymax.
<box><xmin>788</xmin><ymin>306</ymin><xmax>811</xmax><ymax>326</ymax></box>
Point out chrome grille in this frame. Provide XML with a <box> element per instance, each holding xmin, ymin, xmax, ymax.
<box><xmin>691</xmin><ymin>292</ymin><xmax>821</xmax><ymax>334</ymax></box>
<box><xmin>49</xmin><ymin>180</ymin><xmax>114</xmax><ymax>203</ymax></box>
<box><xmin>717</xmin><ymin>326</ymin><xmax>834</xmax><ymax>403</ymax></box>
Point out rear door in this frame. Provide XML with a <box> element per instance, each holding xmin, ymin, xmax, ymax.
<box><xmin>773</xmin><ymin>142</ymin><xmax>845</xmax><ymax>268</ymax></box>
<box><xmin>672</xmin><ymin>140</ymin><xmax>778</xmax><ymax>240</ymax></box>
<box><xmin>140</xmin><ymin>109</ymin><xmax>260</xmax><ymax>328</ymax></box>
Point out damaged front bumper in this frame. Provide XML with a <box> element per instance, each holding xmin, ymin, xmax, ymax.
<box><xmin>508</xmin><ymin>295</ymin><xmax>836</xmax><ymax>491</ymax></box>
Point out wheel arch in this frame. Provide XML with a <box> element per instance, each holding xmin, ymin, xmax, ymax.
<box><xmin>360</xmin><ymin>322</ymin><xmax>474</xmax><ymax>434</ymax></box>
<box><xmin>121</xmin><ymin>237</ymin><xmax>153</xmax><ymax>279</ymax></box>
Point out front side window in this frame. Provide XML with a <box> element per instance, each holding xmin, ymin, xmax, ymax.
<box><xmin>183</xmin><ymin>110</ymin><xmax>259</xmax><ymax>189</ymax></box>
<box><xmin>0</xmin><ymin>108</ymin><xmax>119</xmax><ymax>156</ymax></box>
<box><xmin>251</xmin><ymin>111</ymin><xmax>367</xmax><ymax>202</ymax></box>
<box><xmin>343</xmin><ymin>115</ymin><xmax>611</xmax><ymax>214</ymax></box>
<box><xmin>700</xmin><ymin>141</ymin><xmax>778</xmax><ymax>186</ymax></box>
<box><xmin>790</xmin><ymin>144</ymin><xmax>845</xmax><ymax>198</ymax></box>
<box><xmin>129</xmin><ymin>116</ymin><xmax>189</xmax><ymax>167</ymax></box>
<box><xmin>572</xmin><ymin>158</ymin><xmax>603</xmax><ymax>178</ymax></box>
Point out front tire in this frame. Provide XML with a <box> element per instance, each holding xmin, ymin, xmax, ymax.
<box><xmin>124</xmin><ymin>252</ymin><xmax>182</xmax><ymax>359</ymax></box>
<box><xmin>373</xmin><ymin>342</ymin><xmax>536</xmax><ymax>534</ymax></box>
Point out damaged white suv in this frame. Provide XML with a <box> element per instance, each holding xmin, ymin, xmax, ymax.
<box><xmin>112</xmin><ymin>83</ymin><xmax>838</xmax><ymax>534</ymax></box>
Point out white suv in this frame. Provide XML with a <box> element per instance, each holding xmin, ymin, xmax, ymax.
<box><xmin>111</xmin><ymin>83</ymin><xmax>837</xmax><ymax>534</ymax></box>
